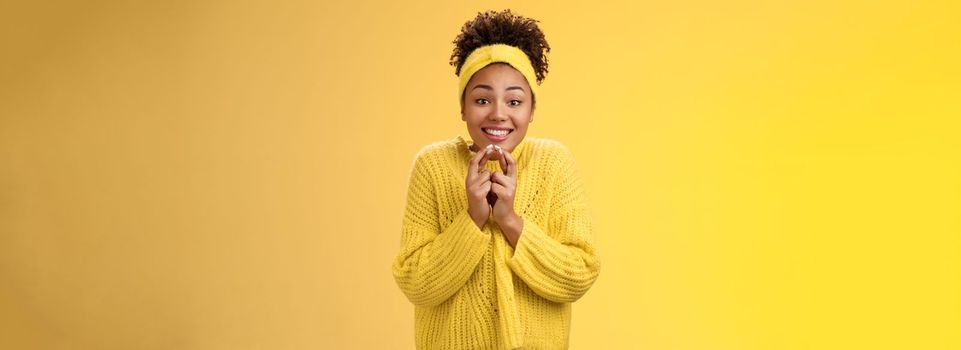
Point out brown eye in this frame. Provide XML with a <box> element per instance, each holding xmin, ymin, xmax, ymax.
<box><xmin>509</xmin><ymin>99</ymin><xmax>522</xmax><ymax>106</ymax></box>
<box><xmin>475</xmin><ymin>98</ymin><xmax>489</xmax><ymax>105</ymax></box>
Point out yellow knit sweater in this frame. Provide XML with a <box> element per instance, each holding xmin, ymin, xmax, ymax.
<box><xmin>392</xmin><ymin>135</ymin><xmax>601</xmax><ymax>349</ymax></box>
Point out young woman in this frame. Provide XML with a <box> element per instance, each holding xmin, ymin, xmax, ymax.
<box><xmin>392</xmin><ymin>9</ymin><xmax>600</xmax><ymax>349</ymax></box>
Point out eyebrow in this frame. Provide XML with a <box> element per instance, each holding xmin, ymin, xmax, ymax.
<box><xmin>471</xmin><ymin>84</ymin><xmax>526</xmax><ymax>93</ymax></box>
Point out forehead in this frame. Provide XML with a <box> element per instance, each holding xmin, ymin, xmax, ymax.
<box><xmin>467</xmin><ymin>63</ymin><xmax>530</xmax><ymax>89</ymax></box>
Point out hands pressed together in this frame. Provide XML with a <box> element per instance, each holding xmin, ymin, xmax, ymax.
<box><xmin>465</xmin><ymin>144</ymin><xmax>523</xmax><ymax>247</ymax></box>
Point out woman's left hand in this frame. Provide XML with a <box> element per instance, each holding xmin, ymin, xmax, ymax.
<box><xmin>490</xmin><ymin>146</ymin><xmax>523</xmax><ymax>246</ymax></box>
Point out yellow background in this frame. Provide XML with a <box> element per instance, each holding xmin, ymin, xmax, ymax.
<box><xmin>1</xmin><ymin>1</ymin><xmax>959</xmax><ymax>349</ymax></box>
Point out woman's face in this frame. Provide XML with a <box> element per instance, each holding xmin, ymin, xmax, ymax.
<box><xmin>461</xmin><ymin>63</ymin><xmax>534</xmax><ymax>156</ymax></box>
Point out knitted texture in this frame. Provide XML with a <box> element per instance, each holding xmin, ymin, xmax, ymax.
<box><xmin>392</xmin><ymin>135</ymin><xmax>601</xmax><ymax>349</ymax></box>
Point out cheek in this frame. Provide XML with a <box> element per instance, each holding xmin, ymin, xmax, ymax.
<box><xmin>462</xmin><ymin>109</ymin><xmax>485</xmax><ymax>124</ymax></box>
<box><xmin>513</xmin><ymin>114</ymin><xmax>532</xmax><ymax>127</ymax></box>
<box><xmin>463</xmin><ymin>115</ymin><xmax>483</xmax><ymax>129</ymax></box>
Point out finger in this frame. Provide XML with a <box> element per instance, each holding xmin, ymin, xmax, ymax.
<box><xmin>478</xmin><ymin>145</ymin><xmax>496</xmax><ymax>172</ymax></box>
<box><xmin>468</xmin><ymin>144</ymin><xmax>487</xmax><ymax>173</ymax></box>
<box><xmin>490</xmin><ymin>171</ymin><xmax>512</xmax><ymax>186</ymax></box>
<box><xmin>495</xmin><ymin>146</ymin><xmax>509</xmax><ymax>174</ymax></box>
<box><xmin>501</xmin><ymin>148</ymin><xmax>517</xmax><ymax>178</ymax></box>
<box><xmin>490</xmin><ymin>175</ymin><xmax>515</xmax><ymax>196</ymax></box>
<box><xmin>469</xmin><ymin>169</ymin><xmax>490</xmax><ymax>187</ymax></box>
<box><xmin>481</xmin><ymin>180</ymin><xmax>492</xmax><ymax>194</ymax></box>
<box><xmin>469</xmin><ymin>144</ymin><xmax>494</xmax><ymax>176</ymax></box>
<box><xmin>490</xmin><ymin>182</ymin><xmax>508</xmax><ymax>197</ymax></box>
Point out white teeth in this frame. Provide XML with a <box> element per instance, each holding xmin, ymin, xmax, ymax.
<box><xmin>483</xmin><ymin>128</ymin><xmax>510</xmax><ymax>136</ymax></box>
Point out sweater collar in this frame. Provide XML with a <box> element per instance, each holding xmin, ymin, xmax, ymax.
<box><xmin>456</xmin><ymin>135</ymin><xmax>532</xmax><ymax>172</ymax></box>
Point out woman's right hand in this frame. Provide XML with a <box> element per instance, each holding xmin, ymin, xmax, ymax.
<box><xmin>466</xmin><ymin>144</ymin><xmax>495</xmax><ymax>229</ymax></box>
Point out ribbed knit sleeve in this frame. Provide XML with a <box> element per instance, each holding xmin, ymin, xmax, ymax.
<box><xmin>392</xmin><ymin>151</ymin><xmax>493</xmax><ymax>308</ymax></box>
<box><xmin>506</xmin><ymin>145</ymin><xmax>601</xmax><ymax>303</ymax></box>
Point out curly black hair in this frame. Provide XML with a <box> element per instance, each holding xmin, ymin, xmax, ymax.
<box><xmin>450</xmin><ymin>9</ymin><xmax>551</xmax><ymax>86</ymax></box>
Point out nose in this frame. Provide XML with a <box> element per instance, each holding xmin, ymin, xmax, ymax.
<box><xmin>489</xmin><ymin>103</ymin><xmax>508</xmax><ymax>122</ymax></box>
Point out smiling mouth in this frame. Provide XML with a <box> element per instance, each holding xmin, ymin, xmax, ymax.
<box><xmin>482</xmin><ymin>128</ymin><xmax>513</xmax><ymax>137</ymax></box>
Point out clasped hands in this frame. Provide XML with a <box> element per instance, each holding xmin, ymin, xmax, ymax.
<box><xmin>465</xmin><ymin>144</ymin><xmax>522</xmax><ymax>247</ymax></box>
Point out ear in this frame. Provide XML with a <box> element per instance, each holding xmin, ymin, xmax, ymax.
<box><xmin>530</xmin><ymin>99</ymin><xmax>535</xmax><ymax>123</ymax></box>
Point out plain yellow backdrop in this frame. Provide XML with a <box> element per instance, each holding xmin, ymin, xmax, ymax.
<box><xmin>1</xmin><ymin>0</ymin><xmax>959</xmax><ymax>349</ymax></box>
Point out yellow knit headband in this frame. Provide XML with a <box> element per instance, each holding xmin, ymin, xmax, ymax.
<box><xmin>457</xmin><ymin>43</ymin><xmax>539</xmax><ymax>101</ymax></box>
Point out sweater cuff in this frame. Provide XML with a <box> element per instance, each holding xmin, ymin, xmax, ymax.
<box><xmin>506</xmin><ymin>212</ymin><xmax>599</xmax><ymax>303</ymax></box>
<box><xmin>445</xmin><ymin>209</ymin><xmax>491</xmax><ymax>255</ymax></box>
<box><xmin>506</xmin><ymin>214</ymin><xmax>551</xmax><ymax>269</ymax></box>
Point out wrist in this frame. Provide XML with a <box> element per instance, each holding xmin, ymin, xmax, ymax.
<box><xmin>472</xmin><ymin>214</ymin><xmax>487</xmax><ymax>230</ymax></box>
<box><xmin>468</xmin><ymin>206</ymin><xmax>487</xmax><ymax>230</ymax></box>
<box><xmin>500</xmin><ymin>212</ymin><xmax>523</xmax><ymax>239</ymax></box>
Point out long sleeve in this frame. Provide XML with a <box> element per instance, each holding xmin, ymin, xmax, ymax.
<box><xmin>506</xmin><ymin>146</ymin><xmax>601</xmax><ymax>303</ymax></box>
<box><xmin>392</xmin><ymin>153</ymin><xmax>492</xmax><ymax>308</ymax></box>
